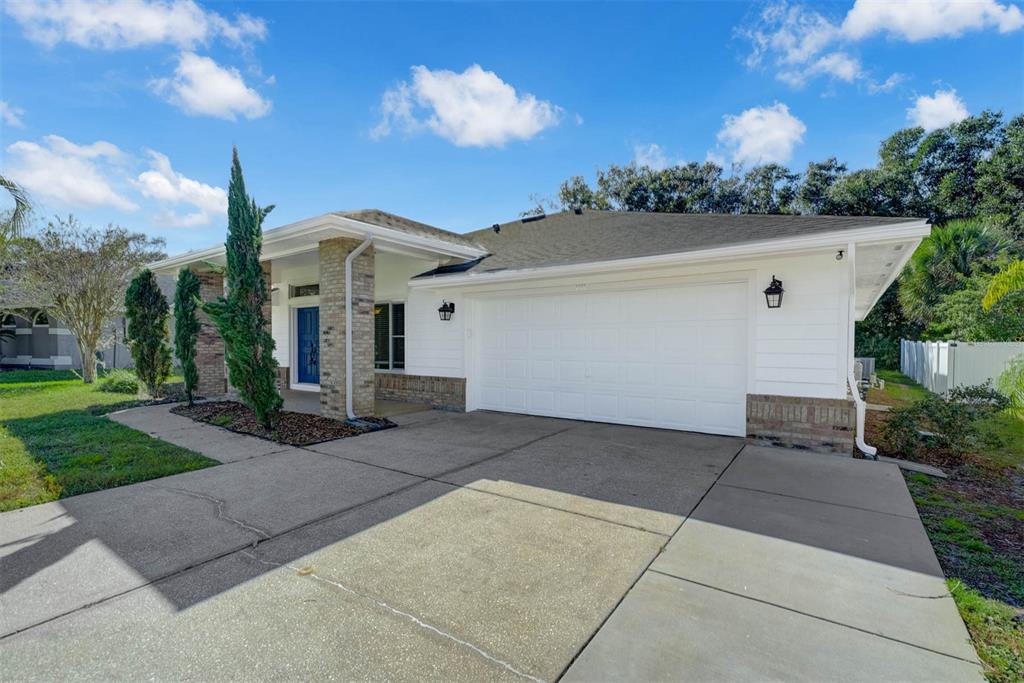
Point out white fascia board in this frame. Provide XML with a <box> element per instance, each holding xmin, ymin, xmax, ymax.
<box><xmin>149</xmin><ymin>213</ymin><xmax>486</xmax><ymax>274</ymax></box>
<box><xmin>409</xmin><ymin>220</ymin><xmax>932</xmax><ymax>290</ymax></box>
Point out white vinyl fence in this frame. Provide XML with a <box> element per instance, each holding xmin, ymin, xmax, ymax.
<box><xmin>900</xmin><ymin>339</ymin><xmax>1024</xmax><ymax>394</ymax></box>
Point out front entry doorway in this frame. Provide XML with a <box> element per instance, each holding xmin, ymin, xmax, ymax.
<box><xmin>296</xmin><ymin>306</ymin><xmax>320</xmax><ymax>384</ymax></box>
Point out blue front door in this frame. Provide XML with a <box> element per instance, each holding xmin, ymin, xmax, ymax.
<box><xmin>296</xmin><ymin>307</ymin><xmax>319</xmax><ymax>384</ymax></box>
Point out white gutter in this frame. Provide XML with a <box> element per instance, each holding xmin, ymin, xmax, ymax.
<box><xmin>408</xmin><ymin>220</ymin><xmax>931</xmax><ymax>290</ymax></box>
<box><xmin>846</xmin><ymin>240</ymin><xmax>877</xmax><ymax>459</ymax></box>
<box><xmin>345</xmin><ymin>235</ymin><xmax>374</xmax><ymax>420</ymax></box>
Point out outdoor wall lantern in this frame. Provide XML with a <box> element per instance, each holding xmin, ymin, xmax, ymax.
<box><xmin>438</xmin><ymin>300</ymin><xmax>455</xmax><ymax>321</ymax></box>
<box><xmin>763</xmin><ymin>276</ymin><xmax>784</xmax><ymax>309</ymax></box>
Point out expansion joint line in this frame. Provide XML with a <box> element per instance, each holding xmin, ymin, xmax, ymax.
<box><xmin>240</xmin><ymin>550</ymin><xmax>546</xmax><ymax>683</ymax></box>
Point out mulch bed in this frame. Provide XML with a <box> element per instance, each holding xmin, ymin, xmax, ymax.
<box><xmin>171</xmin><ymin>400</ymin><xmax>395</xmax><ymax>446</ymax></box>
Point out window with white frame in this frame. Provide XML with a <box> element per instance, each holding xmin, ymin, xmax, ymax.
<box><xmin>374</xmin><ymin>302</ymin><xmax>405</xmax><ymax>370</ymax></box>
<box><xmin>33</xmin><ymin>311</ymin><xmax>49</xmax><ymax>327</ymax></box>
<box><xmin>1</xmin><ymin>313</ymin><xmax>15</xmax><ymax>328</ymax></box>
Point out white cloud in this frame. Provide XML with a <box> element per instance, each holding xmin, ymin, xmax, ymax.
<box><xmin>633</xmin><ymin>143</ymin><xmax>669</xmax><ymax>170</ymax></box>
<box><xmin>843</xmin><ymin>0</ymin><xmax>1024</xmax><ymax>41</ymax></box>
<box><xmin>741</xmin><ymin>0</ymin><xmax>1023</xmax><ymax>89</ymax></box>
<box><xmin>134</xmin><ymin>150</ymin><xmax>227</xmax><ymax>226</ymax></box>
<box><xmin>867</xmin><ymin>72</ymin><xmax>908</xmax><ymax>94</ymax></box>
<box><xmin>716</xmin><ymin>102</ymin><xmax>806</xmax><ymax>165</ymax></box>
<box><xmin>149</xmin><ymin>52</ymin><xmax>271</xmax><ymax>120</ymax></box>
<box><xmin>4</xmin><ymin>0</ymin><xmax>266</xmax><ymax>50</ymax></box>
<box><xmin>907</xmin><ymin>89</ymin><xmax>970</xmax><ymax>131</ymax></box>
<box><xmin>0</xmin><ymin>100</ymin><xmax>26</xmax><ymax>128</ymax></box>
<box><xmin>372</xmin><ymin>64</ymin><xmax>563</xmax><ymax>147</ymax></box>
<box><xmin>4</xmin><ymin>134</ymin><xmax>137</xmax><ymax>211</ymax></box>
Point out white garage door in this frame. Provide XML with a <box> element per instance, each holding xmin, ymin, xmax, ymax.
<box><xmin>475</xmin><ymin>280</ymin><xmax>748</xmax><ymax>436</ymax></box>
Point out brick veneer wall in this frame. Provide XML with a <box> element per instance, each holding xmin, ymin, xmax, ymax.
<box><xmin>746</xmin><ymin>394</ymin><xmax>855</xmax><ymax>455</ymax></box>
<box><xmin>375</xmin><ymin>374</ymin><xmax>466</xmax><ymax>411</ymax></box>
<box><xmin>195</xmin><ymin>270</ymin><xmax>226</xmax><ymax>397</ymax></box>
<box><xmin>318</xmin><ymin>238</ymin><xmax>375</xmax><ymax>418</ymax></box>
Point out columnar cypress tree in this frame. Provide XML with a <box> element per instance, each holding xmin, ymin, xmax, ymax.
<box><xmin>173</xmin><ymin>267</ymin><xmax>201</xmax><ymax>405</ymax></box>
<box><xmin>125</xmin><ymin>268</ymin><xmax>172</xmax><ymax>397</ymax></box>
<box><xmin>202</xmin><ymin>148</ymin><xmax>282</xmax><ymax>427</ymax></box>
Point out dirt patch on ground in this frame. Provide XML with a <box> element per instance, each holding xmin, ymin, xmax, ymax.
<box><xmin>867</xmin><ymin>409</ymin><xmax>1024</xmax><ymax>606</ymax></box>
<box><xmin>172</xmin><ymin>401</ymin><xmax>395</xmax><ymax>446</ymax></box>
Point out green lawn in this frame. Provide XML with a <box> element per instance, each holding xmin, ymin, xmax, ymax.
<box><xmin>870</xmin><ymin>371</ymin><xmax>1023</xmax><ymax>682</ymax></box>
<box><xmin>0</xmin><ymin>370</ymin><xmax>217</xmax><ymax>512</ymax></box>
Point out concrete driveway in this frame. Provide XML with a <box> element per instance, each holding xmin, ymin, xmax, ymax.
<box><xmin>0</xmin><ymin>407</ymin><xmax>980</xmax><ymax>681</ymax></box>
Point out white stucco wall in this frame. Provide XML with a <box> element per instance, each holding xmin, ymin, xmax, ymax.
<box><xmin>405</xmin><ymin>248</ymin><xmax>852</xmax><ymax>400</ymax></box>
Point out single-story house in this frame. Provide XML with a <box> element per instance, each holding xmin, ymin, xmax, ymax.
<box><xmin>0</xmin><ymin>309</ymin><xmax>133</xmax><ymax>371</ymax></box>
<box><xmin>149</xmin><ymin>209</ymin><xmax>929</xmax><ymax>455</ymax></box>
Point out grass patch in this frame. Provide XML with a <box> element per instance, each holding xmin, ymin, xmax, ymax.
<box><xmin>949</xmin><ymin>580</ymin><xmax>1024</xmax><ymax>683</ymax></box>
<box><xmin>0</xmin><ymin>369</ymin><xmax>217</xmax><ymax>512</ymax></box>
<box><xmin>870</xmin><ymin>371</ymin><xmax>1023</xmax><ymax>681</ymax></box>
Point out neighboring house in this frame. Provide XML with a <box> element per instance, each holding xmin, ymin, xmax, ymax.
<box><xmin>0</xmin><ymin>309</ymin><xmax>131</xmax><ymax>371</ymax></box>
<box><xmin>149</xmin><ymin>209</ymin><xmax>929</xmax><ymax>455</ymax></box>
<box><xmin>0</xmin><ymin>275</ymin><xmax>175</xmax><ymax>372</ymax></box>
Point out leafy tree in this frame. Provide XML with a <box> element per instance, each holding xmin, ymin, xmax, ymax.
<box><xmin>926</xmin><ymin>270</ymin><xmax>1024</xmax><ymax>341</ymax></box>
<box><xmin>173</xmin><ymin>268</ymin><xmax>201</xmax><ymax>405</ymax></box>
<box><xmin>899</xmin><ymin>219</ymin><xmax>1007</xmax><ymax>327</ymax></box>
<box><xmin>558</xmin><ymin>175</ymin><xmax>609</xmax><ymax>211</ymax></box>
<box><xmin>740</xmin><ymin>164</ymin><xmax>799</xmax><ymax>214</ymax></box>
<box><xmin>976</xmin><ymin>114</ymin><xmax>1024</xmax><ymax>241</ymax></box>
<box><xmin>202</xmin><ymin>148</ymin><xmax>282</xmax><ymax>427</ymax></box>
<box><xmin>1</xmin><ymin>174</ymin><xmax>32</xmax><ymax>240</ymax></box>
<box><xmin>18</xmin><ymin>216</ymin><xmax>165</xmax><ymax>383</ymax></box>
<box><xmin>914</xmin><ymin>111</ymin><xmax>1004</xmax><ymax>221</ymax></box>
<box><xmin>854</xmin><ymin>285</ymin><xmax>920</xmax><ymax>368</ymax></box>
<box><xmin>125</xmin><ymin>269</ymin><xmax>172</xmax><ymax>397</ymax></box>
<box><xmin>796</xmin><ymin>157</ymin><xmax>847</xmax><ymax>214</ymax></box>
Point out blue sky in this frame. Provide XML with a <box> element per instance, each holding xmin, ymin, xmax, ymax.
<box><xmin>2</xmin><ymin>0</ymin><xmax>1023</xmax><ymax>254</ymax></box>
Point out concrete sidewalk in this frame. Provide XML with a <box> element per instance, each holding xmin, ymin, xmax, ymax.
<box><xmin>563</xmin><ymin>446</ymin><xmax>982</xmax><ymax>682</ymax></box>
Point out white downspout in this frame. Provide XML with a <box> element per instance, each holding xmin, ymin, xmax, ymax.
<box><xmin>345</xmin><ymin>235</ymin><xmax>374</xmax><ymax>420</ymax></box>
<box><xmin>846</xmin><ymin>241</ymin><xmax>878</xmax><ymax>459</ymax></box>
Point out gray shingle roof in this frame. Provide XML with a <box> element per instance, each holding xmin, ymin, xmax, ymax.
<box><xmin>334</xmin><ymin>209</ymin><xmax>483</xmax><ymax>250</ymax></box>
<box><xmin>448</xmin><ymin>211</ymin><xmax>924</xmax><ymax>274</ymax></box>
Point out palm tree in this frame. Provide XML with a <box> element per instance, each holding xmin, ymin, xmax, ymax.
<box><xmin>1</xmin><ymin>174</ymin><xmax>32</xmax><ymax>239</ymax></box>
<box><xmin>983</xmin><ymin>259</ymin><xmax>1024</xmax><ymax>311</ymax></box>
<box><xmin>899</xmin><ymin>218</ymin><xmax>1008</xmax><ymax>326</ymax></box>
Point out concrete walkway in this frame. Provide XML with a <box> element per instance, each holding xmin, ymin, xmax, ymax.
<box><xmin>0</xmin><ymin>406</ymin><xmax>980</xmax><ymax>681</ymax></box>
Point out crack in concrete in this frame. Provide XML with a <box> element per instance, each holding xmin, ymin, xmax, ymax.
<box><xmin>885</xmin><ymin>586</ymin><xmax>952</xmax><ymax>600</ymax></box>
<box><xmin>149</xmin><ymin>485</ymin><xmax>270</xmax><ymax>544</ymax></box>
<box><xmin>240</xmin><ymin>551</ymin><xmax>545</xmax><ymax>683</ymax></box>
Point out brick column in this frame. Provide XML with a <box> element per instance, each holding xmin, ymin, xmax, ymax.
<box><xmin>318</xmin><ymin>238</ymin><xmax>375</xmax><ymax>419</ymax></box>
<box><xmin>195</xmin><ymin>270</ymin><xmax>226</xmax><ymax>397</ymax></box>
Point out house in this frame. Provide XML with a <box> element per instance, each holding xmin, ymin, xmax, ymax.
<box><xmin>149</xmin><ymin>209</ymin><xmax>929</xmax><ymax>455</ymax></box>
<box><xmin>0</xmin><ymin>309</ymin><xmax>135</xmax><ymax>371</ymax></box>
<box><xmin>0</xmin><ymin>276</ymin><xmax>175</xmax><ymax>372</ymax></box>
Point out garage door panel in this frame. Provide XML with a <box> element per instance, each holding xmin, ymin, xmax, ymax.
<box><xmin>656</xmin><ymin>398</ymin><xmax>699</xmax><ymax>430</ymax></box>
<box><xmin>621</xmin><ymin>362</ymin><xmax>660</xmax><ymax>385</ymax></box>
<box><xmin>658</xmin><ymin>324</ymin><xmax>699</xmax><ymax>359</ymax></box>
<box><xmin>557</xmin><ymin>391</ymin><xmax>586</xmax><ymax>417</ymax></box>
<box><xmin>589</xmin><ymin>393</ymin><xmax>619</xmax><ymax>420</ymax></box>
<box><xmin>699</xmin><ymin>363</ymin><xmax>746</xmax><ymax>391</ymax></box>
<box><xmin>560</xmin><ymin>360</ymin><xmax>586</xmax><ymax>382</ymax></box>
<box><xmin>475</xmin><ymin>280</ymin><xmax>747</xmax><ymax>436</ymax></box>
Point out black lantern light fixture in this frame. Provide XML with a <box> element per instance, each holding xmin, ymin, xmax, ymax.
<box><xmin>763</xmin><ymin>276</ymin><xmax>784</xmax><ymax>309</ymax></box>
<box><xmin>438</xmin><ymin>300</ymin><xmax>455</xmax><ymax>321</ymax></box>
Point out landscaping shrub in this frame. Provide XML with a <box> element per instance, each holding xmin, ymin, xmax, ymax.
<box><xmin>173</xmin><ymin>268</ymin><xmax>201</xmax><ymax>405</ymax></box>
<box><xmin>99</xmin><ymin>369</ymin><xmax>139</xmax><ymax>394</ymax></box>
<box><xmin>125</xmin><ymin>268</ymin><xmax>172</xmax><ymax>397</ymax></box>
<box><xmin>881</xmin><ymin>382</ymin><xmax>1008</xmax><ymax>461</ymax></box>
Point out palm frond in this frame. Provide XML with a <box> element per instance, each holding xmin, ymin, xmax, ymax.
<box><xmin>982</xmin><ymin>259</ymin><xmax>1024</xmax><ymax>311</ymax></box>
<box><xmin>1</xmin><ymin>174</ymin><xmax>32</xmax><ymax>238</ymax></box>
